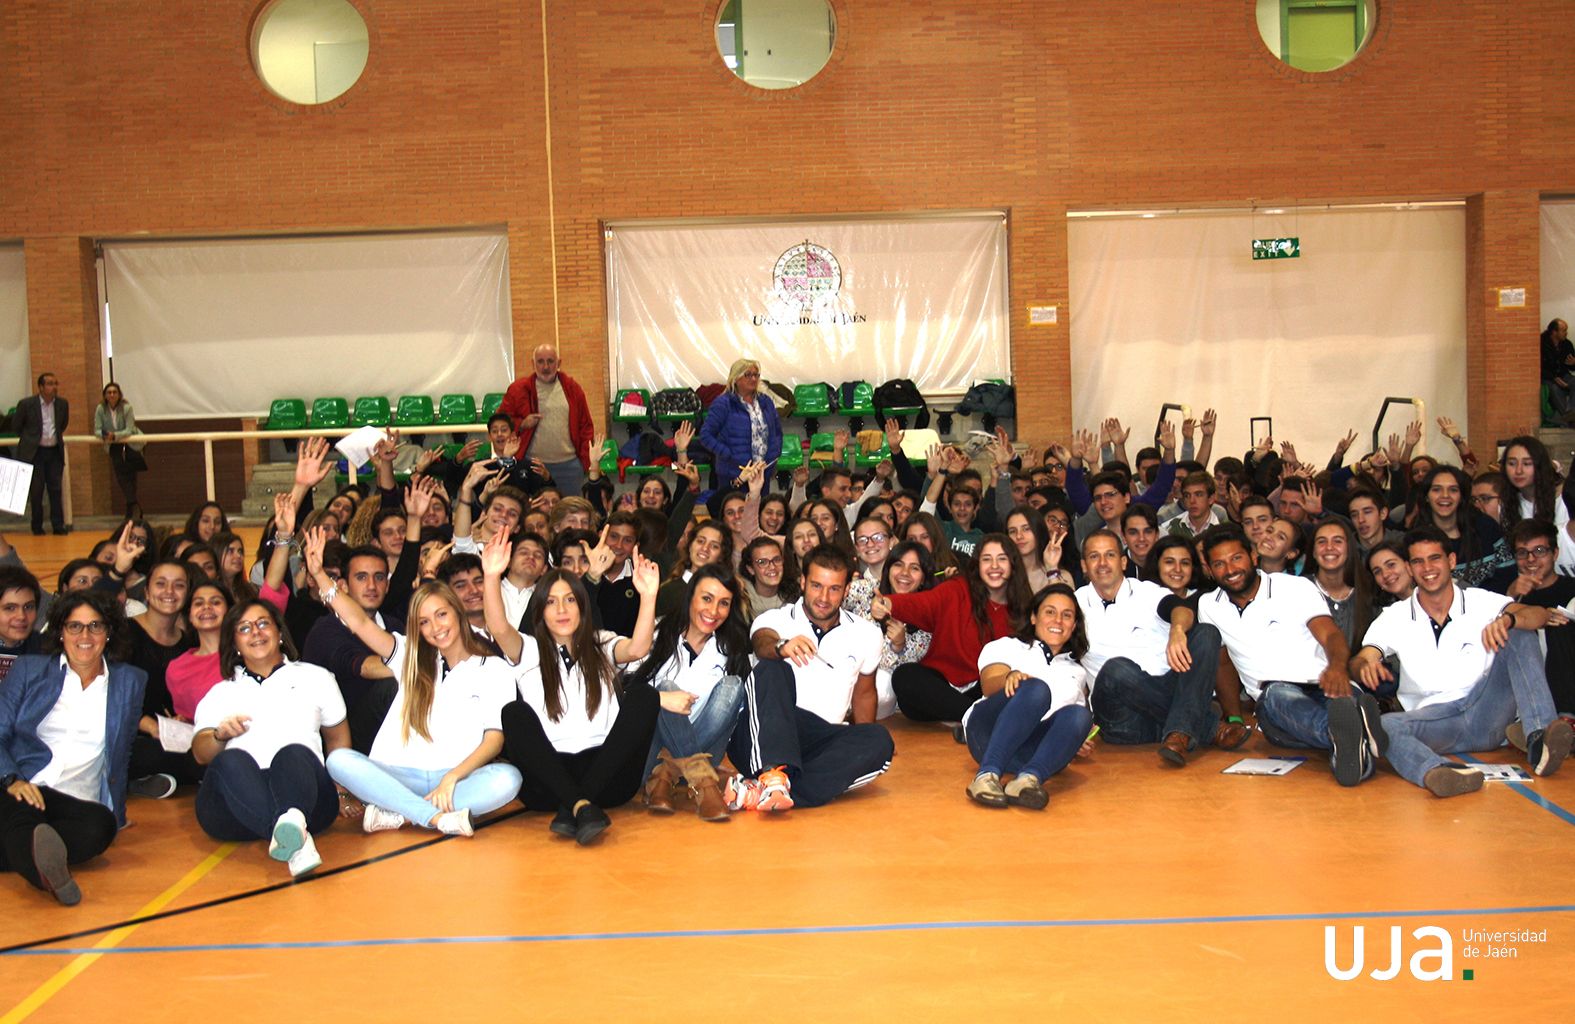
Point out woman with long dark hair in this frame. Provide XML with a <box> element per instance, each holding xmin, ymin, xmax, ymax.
<box><xmin>870</xmin><ymin>534</ymin><xmax>1031</xmax><ymax>723</ymax></box>
<box><xmin>182</xmin><ymin>502</ymin><xmax>229</xmax><ymax>546</ymax></box>
<box><xmin>1304</xmin><ymin>518</ymin><xmax>1374</xmax><ymax>648</ymax></box>
<box><xmin>1142</xmin><ymin>535</ymin><xmax>1201</xmax><ymax>597</ymax></box>
<box><xmin>963</xmin><ymin>584</ymin><xmax>1094</xmax><ymax>810</ymax></box>
<box><xmin>1413</xmin><ymin>464</ymin><xmax>1508</xmax><ymax>587</ymax></box>
<box><xmin>844</xmin><ymin>541</ymin><xmax>937</xmax><ymax>720</ymax></box>
<box><xmin>738</xmin><ymin>535</ymin><xmax>795</xmax><ymax>620</ymax></box>
<box><xmin>1501</xmin><ymin>435</ymin><xmax>1565</xmax><ymax>529</ymax></box>
<box><xmin>628</xmin><ymin>565</ymin><xmax>752</xmax><ymax>822</ymax></box>
<box><xmin>482</xmin><ymin>531</ymin><xmax>669</xmax><ymax>845</ymax></box>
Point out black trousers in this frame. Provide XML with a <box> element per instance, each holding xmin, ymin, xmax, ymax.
<box><xmin>348</xmin><ymin>678</ymin><xmax>398</xmax><ymax>755</ymax></box>
<box><xmin>728</xmin><ymin>659</ymin><xmax>894</xmax><ymax>808</ymax></box>
<box><xmin>0</xmin><ymin>786</ymin><xmax>117</xmax><ymax>890</ymax></box>
<box><xmin>194</xmin><ymin>745</ymin><xmax>337</xmax><ymax>840</ymax></box>
<box><xmin>892</xmin><ymin>663</ymin><xmax>979</xmax><ymax>723</ymax></box>
<box><xmin>28</xmin><ymin>444</ymin><xmax>65</xmax><ymax>532</ymax></box>
<box><xmin>129</xmin><ymin>733</ymin><xmax>206</xmax><ymax>784</ymax></box>
<box><xmin>108</xmin><ymin>444</ymin><xmax>140</xmax><ymax>507</ymax></box>
<box><xmin>500</xmin><ymin>681</ymin><xmax>659</xmax><ymax>812</ymax></box>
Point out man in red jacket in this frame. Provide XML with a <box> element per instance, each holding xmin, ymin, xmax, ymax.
<box><xmin>498</xmin><ymin>344</ymin><xmax>595</xmax><ymax>501</ymax></box>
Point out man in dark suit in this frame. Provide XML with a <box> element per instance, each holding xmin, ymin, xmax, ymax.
<box><xmin>12</xmin><ymin>372</ymin><xmax>68</xmax><ymax>535</ymax></box>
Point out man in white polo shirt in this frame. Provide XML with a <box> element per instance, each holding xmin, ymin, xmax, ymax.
<box><xmin>1350</xmin><ymin>527</ymin><xmax>1574</xmax><ymax>797</ymax></box>
<box><xmin>730</xmin><ymin>545</ymin><xmax>893</xmax><ymax>812</ymax></box>
<box><xmin>1197</xmin><ymin>526</ymin><xmax>1377</xmax><ymax>787</ymax></box>
<box><xmin>1076</xmin><ymin>530</ymin><xmax>1226</xmax><ymax>766</ymax></box>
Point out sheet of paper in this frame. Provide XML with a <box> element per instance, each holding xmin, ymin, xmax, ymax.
<box><xmin>336</xmin><ymin>425</ymin><xmax>387</xmax><ymax>468</ymax></box>
<box><xmin>157</xmin><ymin>715</ymin><xmax>195</xmax><ymax>754</ymax></box>
<box><xmin>1222</xmin><ymin>756</ymin><xmax>1306</xmax><ymax>776</ymax></box>
<box><xmin>1475</xmin><ymin>764</ymin><xmax>1532</xmax><ymax>783</ymax></box>
<box><xmin>0</xmin><ymin>457</ymin><xmax>33</xmax><ymax>515</ymax></box>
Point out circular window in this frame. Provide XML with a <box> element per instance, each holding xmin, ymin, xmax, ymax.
<box><xmin>1256</xmin><ymin>0</ymin><xmax>1375</xmax><ymax>73</ymax></box>
<box><xmin>715</xmin><ymin>0</ymin><xmax>836</xmax><ymax>91</ymax></box>
<box><xmin>252</xmin><ymin>0</ymin><xmax>369</xmax><ymax>105</ymax></box>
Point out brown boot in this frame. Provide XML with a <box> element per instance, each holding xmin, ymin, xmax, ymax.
<box><xmin>643</xmin><ymin>753</ymin><xmax>679</xmax><ymax>814</ymax></box>
<box><xmin>678</xmin><ymin>754</ymin><xmax>729</xmax><ymax>822</ymax></box>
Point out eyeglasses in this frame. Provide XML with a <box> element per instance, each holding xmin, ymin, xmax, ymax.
<box><xmin>1470</xmin><ymin>494</ymin><xmax>1498</xmax><ymax>506</ymax></box>
<box><xmin>854</xmin><ymin>532</ymin><xmax>890</xmax><ymax>547</ymax></box>
<box><xmin>235</xmin><ymin>619</ymin><xmax>276</xmax><ymax>636</ymax></box>
<box><xmin>1044</xmin><ymin>462</ymin><xmax>1064</xmax><ymax>472</ymax></box>
<box><xmin>63</xmin><ymin>621</ymin><xmax>107</xmax><ymax>636</ymax></box>
<box><xmin>1092</xmin><ymin>490</ymin><xmax>1122</xmax><ymax>503</ymax></box>
<box><xmin>753</xmin><ymin>556</ymin><xmax>785</xmax><ymax>568</ymax></box>
<box><xmin>1513</xmin><ymin>545</ymin><xmax>1553</xmax><ymax>561</ymax></box>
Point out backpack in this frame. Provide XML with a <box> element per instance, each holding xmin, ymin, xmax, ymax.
<box><xmin>695</xmin><ymin>383</ymin><xmax>727</xmax><ymax>409</ymax></box>
<box><xmin>651</xmin><ymin>387</ymin><xmax>702</xmax><ymax>419</ymax></box>
<box><xmin>762</xmin><ymin>380</ymin><xmax>796</xmax><ymax>418</ymax></box>
<box><xmin>955</xmin><ymin>382</ymin><xmax>1016</xmax><ymax>431</ymax></box>
<box><xmin>872</xmin><ymin>378</ymin><xmax>930</xmax><ymax>428</ymax></box>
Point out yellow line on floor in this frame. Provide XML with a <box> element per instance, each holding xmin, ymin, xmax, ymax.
<box><xmin>0</xmin><ymin>843</ymin><xmax>238</xmax><ymax>1024</ymax></box>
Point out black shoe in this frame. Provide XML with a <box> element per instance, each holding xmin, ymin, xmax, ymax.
<box><xmin>1528</xmin><ymin>719</ymin><xmax>1573</xmax><ymax>777</ymax></box>
<box><xmin>951</xmin><ymin>724</ymin><xmax>967</xmax><ymax>745</ymax></box>
<box><xmin>31</xmin><ymin>528</ymin><xmax>45</xmax><ymax>536</ymax></box>
<box><xmin>32</xmin><ymin>825</ymin><xmax>80</xmax><ymax>906</ymax></box>
<box><xmin>129</xmin><ymin>773</ymin><xmax>178</xmax><ymax>799</ymax></box>
<box><xmin>1352</xmin><ymin>689</ymin><xmax>1389</xmax><ymax>759</ymax></box>
<box><xmin>1423</xmin><ymin>764</ymin><xmax>1485</xmax><ymax>798</ymax></box>
<box><xmin>549</xmin><ymin>808</ymin><xmax>576</xmax><ymax>838</ymax></box>
<box><xmin>51</xmin><ymin>526</ymin><xmax>70</xmax><ymax>536</ymax></box>
<box><xmin>1327</xmin><ymin>696</ymin><xmax>1370</xmax><ymax>787</ymax></box>
<box><xmin>573</xmin><ymin>803</ymin><xmax>610</xmax><ymax>846</ymax></box>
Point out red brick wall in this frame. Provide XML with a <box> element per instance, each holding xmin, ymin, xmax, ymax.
<box><xmin>4</xmin><ymin>0</ymin><xmax>1572</xmax><ymax>512</ymax></box>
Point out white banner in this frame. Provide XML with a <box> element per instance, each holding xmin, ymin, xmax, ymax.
<box><xmin>1541</xmin><ymin>201</ymin><xmax>1575</xmax><ymax>332</ymax></box>
<box><xmin>0</xmin><ymin>246</ymin><xmax>29</xmax><ymax>406</ymax></box>
<box><xmin>104</xmin><ymin>231</ymin><xmax>514</xmax><ymax>418</ymax></box>
<box><xmin>1069</xmin><ymin>206</ymin><xmax>1467</xmax><ymax>460</ymax></box>
<box><xmin>605</xmin><ymin>214</ymin><xmax>1010</xmax><ymax>396</ymax></box>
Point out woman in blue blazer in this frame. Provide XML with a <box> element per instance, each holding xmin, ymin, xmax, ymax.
<box><xmin>0</xmin><ymin>590</ymin><xmax>145</xmax><ymax>905</ymax></box>
<box><xmin>699</xmin><ymin>359</ymin><xmax>782</xmax><ymax>489</ymax></box>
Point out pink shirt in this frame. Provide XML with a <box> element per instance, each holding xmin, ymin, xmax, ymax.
<box><xmin>167</xmin><ymin>650</ymin><xmax>224</xmax><ymax>721</ymax></box>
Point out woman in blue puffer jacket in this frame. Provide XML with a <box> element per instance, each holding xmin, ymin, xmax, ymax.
<box><xmin>699</xmin><ymin>358</ymin><xmax>783</xmax><ymax>489</ymax></box>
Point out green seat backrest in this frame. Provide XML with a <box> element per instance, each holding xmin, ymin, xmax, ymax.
<box><xmin>793</xmin><ymin>383</ymin><xmax>831</xmax><ymax>416</ymax></box>
<box><xmin>777</xmin><ymin>434</ymin><xmax>805</xmax><ymax>469</ymax></box>
<box><xmin>310</xmin><ymin>397</ymin><xmax>349</xmax><ymax>429</ymax></box>
<box><xmin>808</xmin><ymin>431</ymin><xmax>835</xmax><ymax>451</ymax></box>
<box><xmin>480</xmin><ymin>392</ymin><xmax>506</xmax><ymax>420</ymax></box>
<box><xmin>351</xmin><ymin>396</ymin><xmax>391</xmax><ymax>427</ymax></box>
<box><xmin>844</xmin><ymin>381</ymin><xmax>875</xmax><ymax>413</ymax></box>
<box><xmin>265</xmin><ymin>398</ymin><xmax>307</xmax><ymax>430</ymax></box>
<box><xmin>394</xmin><ymin>395</ymin><xmax>434</xmax><ymax>427</ymax></box>
<box><xmin>437</xmin><ymin>393</ymin><xmax>478</xmax><ymax>425</ymax></box>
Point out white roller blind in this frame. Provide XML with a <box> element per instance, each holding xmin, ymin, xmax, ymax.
<box><xmin>605</xmin><ymin>214</ymin><xmax>1010</xmax><ymax>397</ymax></box>
<box><xmin>0</xmin><ymin>246</ymin><xmax>29</xmax><ymax>407</ymax></box>
<box><xmin>1069</xmin><ymin>207</ymin><xmax>1467</xmax><ymax>460</ymax></box>
<box><xmin>1540</xmin><ymin>200</ymin><xmax>1575</xmax><ymax>332</ymax></box>
<box><xmin>103</xmin><ymin>231</ymin><xmax>515</xmax><ymax>418</ymax></box>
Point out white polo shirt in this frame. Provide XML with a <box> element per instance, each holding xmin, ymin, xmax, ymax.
<box><xmin>1197</xmin><ymin>572</ymin><xmax>1331</xmax><ymax>699</ymax></box>
<box><xmin>1556</xmin><ymin>523</ymin><xmax>1575</xmax><ymax>578</ymax></box>
<box><xmin>965</xmin><ymin>638</ymin><xmax>1089</xmax><ymax>733</ymax></box>
<box><xmin>501</xmin><ymin>578</ymin><xmax>536</xmax><ymax>631</ymax></box>
<box><xmin>628</xmin><ymin>634</ymin><xmax>735</xmax><ymax>719</ymax></box>
<box><xmin>751</xmin><ymin>601</ymin><xmax>882</xmax><ymax>725</ymax></box>
<box><xmin>1359</xmin><ymin>584</ymin><xmax>1512</xmax><ymax>710</ymax></box>
<box><xmin>31</xmin><ymin>657</ymin><xmax>109</xmax><ymax>805</ymax></box>
<box><xmin>372</xmin><ymin>635</ymin><xmax>516</xmax><ymax>770</ymax></box>
<box><xmin>512</xmin><ymin>631</ymin><xmax>624</xmax><ymax>754</ymax></box>
<box><xmin>194</xmin><ymin>660</ymin><xmax>348</xmax><ymax>767</ymax></box>
<box><xmin>1076</xmin><ymin>578</ymin><xmax>1175</xmax><ymax>678</ymax></box>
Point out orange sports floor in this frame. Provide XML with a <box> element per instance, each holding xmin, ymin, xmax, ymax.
<box><xmin>3</xmin><ymin>531</ymin><xmax>1572</xmax><ymax>1021</ymax></box>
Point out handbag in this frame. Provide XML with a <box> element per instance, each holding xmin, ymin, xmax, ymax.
<box><xmin>112</xmin><ymin>443</ymin><xmax>149</xmax><ymax>473</ymax></box>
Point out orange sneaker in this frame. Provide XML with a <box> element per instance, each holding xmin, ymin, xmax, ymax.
<box><xmin>725</xmin><ymin>774</ymin><xmax>761</xmax><ymax>811</ymax></box>
<box><xmin>755</xmin><ymin>766</ymin><xmax>794</xmax><ymax>813</ymax></box>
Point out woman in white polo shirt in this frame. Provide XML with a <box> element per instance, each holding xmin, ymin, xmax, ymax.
<box><xmin>626</xmin><ymin>565</ymin><xmax>753</xmax><ymax>822</ymax></box>
<box><xmin>479</xmin><ymin>531</ymin><xmax>665</xmax><ymax>845</ymax></box>
<box><xmin>303</xmin><ymin>532</ymin><xmax>523</xmax><ymax>838</ymax></box>
<box><xmin>963</xmin><ymin>584</ymin><xmax>1094</xmax><ymax>810</ymax></box>
<box><xmin>192</xmin><ymin>599</ymin><xmax>350</xmax><ymax>878</ymax></box>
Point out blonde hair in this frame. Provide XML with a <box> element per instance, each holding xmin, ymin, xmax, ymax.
<box><xmin>726</xmin><ymin>358</ymin><xmax>762</xmax><ymax>392</ymax></box>
<box><xmin>344</xmin><ymin>496</ymin><xmax>380</xmax><ymax>547</ymax></box>
<box><xmin>549</xmin><ymin>496</ymin><xmax>596</xmax><ymax>533</ymax></box>
<box><xmin>398</xmin><ymin>582</ymin><xmax>489</xmax><ymax>743</ymax></box>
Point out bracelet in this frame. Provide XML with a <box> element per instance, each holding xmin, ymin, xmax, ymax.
<box><xmin>1227</xmin><ymin>715</ymin><xmax>1244</xmax><ymax>724</ymax></box>
<box><xmin>272</xmin><ymin>532</ymin><xmax>295</xmax><ymax>546</ymax></box>
<box><xmin>321</xmin><ymin>582</ymin><xmax>340</xmax><ymax>606</ymax></box>
<box><xmin>1503</xmin><ymin>610</ymin><xmax>1517</xmax><ymax>629</ymax></box>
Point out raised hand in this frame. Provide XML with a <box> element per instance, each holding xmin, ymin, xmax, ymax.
<box><xmin>273</xmin><ymin>491</ymin><xmax>298</xmax><ymax>537</ymax></box>
<box><xmin>1070</xmin><ymin>429</ymin><xmax>1096</xmax><ymax>462</ymax></box>
<box><xmin>373</xmin><ymin>430</ymin><xmax>400</xmax><ymax>465</ymax></box>
<box><xmin>114</xmin><ymin>526</ymin><xmax>145</xmax><ymax>576</ymax></box>
<box><xmin>1254</xmin><ymin>434</ymin><xmax>1273</xmax><ymax>456</ymax></box>
<box><xmin>478</xmin><ymin>468</ymin><xmax>508</xmax><ymax>504</ymax></box>
<box><xmin>630</xmin><ymin>548</ymin><xmax>661</xmax><ymax>597</ymax></box>
<box><xmin>585</xmin><ymin>525</ymin><xmax>617</xmax><ymax>578</ymax></box>
<box><xmin>674</xmin><ymin>419</ymin><xmax>695</xmax><ymax>455</ymax></box>
<box><xmin>498</xmin><ymin>433</ymin><xmax>521</xmax><ymax>460</ymax></box>
<box><xmin>792</xmin><ymin>463</ymin><xmax>810</xmax><ymax>488</ymax></box>
<box><xmin>1335</xmin><ymin>429</ymin><xmax>1357</xmax><ymax>454</ymax></box>
<box><xmin>674</xmin><ymin>460</ymin><xmax>700</xmax><ymax>488</ymax></box>
<box><xmin>1201</xmin><ymin>408</ymin><xmax>1217</xmax><ymax>437</ymax></box>
<box><xmin>1044</xmin><ymin>521</ymin><xmax>1066</xmax><ymax>568</ymax></box>
<box><xmin>404</xmin><ymin>473</ymin><xmax>437</xmax><ymax>518</ymax></box>
<box><xmin>868</xmin><ymin>593</ymin><xmax>892</xmax><ymax>621</ymax></box>
<box><xmin>884</xmin><ymin>417</ymin><xmax>904</xmax><ymax>452</ymax></box>
<box><xmin>1279</xmin><ymin>441</ymin><xmax>1299</xmax><ymax>469</ymax></box>
<box><xmin>1385</xmin><ymin>432</ymin><xmax>1404</xmax><ymax>465</ymax></box>
<box><xmin>457</xmin><ymin>438</ymin><xmax>484</xmax><ymax>464</ymax></box>
<box><xmin>462</xmin><ymin>459</ymin><xmax>494</xmax><ymax>495</ymax></box>
<box><xmin>303</xmin><ymin>527</ymin><xmax>329</xmax><ymax>579</ymax></box>
<box><xmin>1437</xmin><ymin>416</ymin><xmax>1460</xmax><ymax>442</ymax></box>
<box><xmin>1157</xmin><ymin>419</ymin><xmax>1176</xmax><ymax>453</ymax></box>
<box><xmin>1303</xmin><ymin>481</ymin><xmax>1324</xmax><ymax>518</ymax></box>
<box><xmin>1181</xmin><ymin>417</ymin><xmax>1197</xmax><ymax>442</ymax></box>
<box><xmin>295</xmin><ymin>436</ymin><xmax>335</xmax><ymax>489</ymax></box>
<box><xmin>480</xmin><ymin>526</ymin><xmax>512</xmax><ymax>577</ymax></box>
<box><xmin>415</xmin><ymin>446</ymin><xmax>442</xmax><ymax>475</ymax></box>
<box><xmin>1404</xmin><ymin>419</ymin><xmax>1423</xmax><ymax>449</ymax></box>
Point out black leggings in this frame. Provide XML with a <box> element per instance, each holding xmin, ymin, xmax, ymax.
<box><xmin>0</xmin><ymin>786</ymin><xmax>117</xmax><ymax>890</ymax></box>
<box><xmin>892</xmin><ymin>663</ymin><xmax>979</xmax><ymax>722</ymax></box>
<box><xmin>501</xmin><ymin>681</ymin><xmax>659</xmax><ymax>812</ymax></box>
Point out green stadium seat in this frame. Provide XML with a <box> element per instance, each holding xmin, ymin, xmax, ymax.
<box><xmin>394</xmin><ymin>395</ymin><xmax>435</xmax><ymax>428</ymax></box>
<box><xmin>310</xmin><ymin>397</ymin><xmax>349</xmax><ymax>430</ymax></box>
<box><xmin>596</xmin><ymin>438</ymin><xmax>618</xmax><ymax>477</ymax></box>
<box><xmin>776</xmin><ymin>434</ymin><xmax>804</xmax><ymax>471</ymax></box>
<box><xmin>842</xmin><ymin>381</ymin><xmax>875</xmax><ymax>416</ymax></box>
<box><xmin>855</xmin><ymin>441</ymin><xmax>891</xmax><ymax>468</ymax></box>
<box><xmin>613</xmin><ymin>388</ymin><xmax>652</xmax><ymax>423</ymax></box>
<box><xmin>481</xmin><ymin>392</ymin><xmax>506</xmax><ymax>420</ymax></box>
<box><xmin>792</xmin><ymin>383</ymin><xmax>831</xmax><ymax>417</ymax></box>
<box><xmin>437</xmin><ymin>393</ymin><xmax>478</xmax><ymax>426</ymax></box>
<box><xmin>351</xmin><ymin>396</ymin><xmax>391</xmax><ymax>428</ymax></box>
<box><xmin>264</xmin><ymin>398</ymin><xmax>308</xmax><ymax>431</ymax></box>
<box><xmin>808</xmin><ymin>431</ymin><xmax>839</xmax><ymax>463</ymax></box>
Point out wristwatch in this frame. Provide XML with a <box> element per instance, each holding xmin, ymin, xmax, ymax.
<box><xmin>1</xmin><ymin>772</ymin><xmax>19</xmax><ymax>789</ymax></box>
<box><xmin>775</xmin><ymin>638</ymin><xmax>790</xmax><ymax>655</ymax></box>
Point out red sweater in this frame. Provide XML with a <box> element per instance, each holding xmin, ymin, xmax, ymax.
<box><xmin>498</xmin><ymin>371</ymin><xmax>596</xmax><ymax>468</ymax></box>
<box><xmin>885</xmin><ymin>576</ymin><xmax>1013</xmax><ymax>688</ymax></box>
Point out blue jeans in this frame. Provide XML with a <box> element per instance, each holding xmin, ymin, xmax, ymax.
<box><xmin>1380</xmin><ymin>629</ymin><xmax>1558</xmax><ymax>788</ymax></box>
<box><xmin>966</xmin><ymin>680</ymin><xmax>1092</xmax><ymax>780</ymax></box>
<box><xmin>1091</xmin><ymin>624</ymin><xmax>1221</xmax><ymax>748</ymax></box>
<box><xmin>544</xmin><ymin>457</ymin><xmax>586</xmax><ymax>500</ymax></box>
<box><xmin>644</xmin><ymin>675</ymin><xmax>745</xmax><ymax>777</ymax></box>
<box><xmin>1258</xmin><ymin>683</ymin><xmax>1335</xmax><ymax>750</ymax></box>
<box><xmin>326</xmin><ymin>749</ymin><xmax>523</xmax><ymax>827</ymax></box>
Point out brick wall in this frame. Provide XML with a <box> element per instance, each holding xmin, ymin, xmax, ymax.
<box><xmin>3</xmin><ymin>0</ymin><xmax>1572</xmax><ymax>513</ymax></box>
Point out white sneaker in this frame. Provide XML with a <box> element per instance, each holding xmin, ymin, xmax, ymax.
<box><xmin>433</xmin><ymin>808</ymin><xmax>473</xmax><ymax>837</ymax></box>
<box><xmin>287</xmin><ymin>832</ymin><xmax>322</xmax><ymax>877</ymax></box>
<box><xmin>362</xmin><ymin>804</ymin><xmax>407</xmax><ymax>834</ymax></box>
<box><xmin>268</xmin><ymin>808</ymin><xmax>308</xmax><ymax>862</ymax></box>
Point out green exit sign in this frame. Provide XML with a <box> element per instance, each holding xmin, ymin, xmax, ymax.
<box><xmin>1253</xmin><ymin>237</ymin><xmax>1300</xmax><ymax>260</ymax></box>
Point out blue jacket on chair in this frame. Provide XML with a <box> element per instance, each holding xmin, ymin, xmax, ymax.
<box><xmin>699</xmin><ymin>391</ymin><xmax>783</xmax><ymax>487</ymax></box>
<box><xmin>0</xmin><ymin>655</ymin><xmax>147</xmax><ymax>828</ymax></box>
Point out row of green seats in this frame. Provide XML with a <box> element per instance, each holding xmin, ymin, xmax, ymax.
<box><xmin>610</xmin><ymin>382</ymin><xmax>886</xmax><ymax>422</ymax></box>
<box><xmin>264</xmin><ymin>393</ymin><xmax>507</xmax><ymax>431</ymax></box>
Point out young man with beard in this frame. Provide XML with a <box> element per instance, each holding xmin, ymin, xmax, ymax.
<box><xmin>1197</xmin><ymin>526</ymin><xmax>1376</xmax><ymax>786</ymax></box>
<box><xmin>1350</xmin><ymin>528</ymin><xmax>1573</xmax><ymax>796</ymax></box>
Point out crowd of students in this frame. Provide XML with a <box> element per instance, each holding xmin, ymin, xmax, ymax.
<box><xmin>2</xmin><ymin>356</ymin><xmax>1573</xmax><ymax>906</ymax></box>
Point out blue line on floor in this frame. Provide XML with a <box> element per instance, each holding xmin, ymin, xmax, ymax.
<box><xmin>1459</xmin><ymin>754</ymin><xmax>1575</xmax><ymax>827</ymax></box>
<box><xmin>6</xmin><ymin>904</ymin><xmax>1574</xmax><ymax>957</ymax></box>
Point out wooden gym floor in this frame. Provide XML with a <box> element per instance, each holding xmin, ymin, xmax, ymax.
<box><xmin>2</xmin><ymin>530</ymin><xmax>1571</xmax><ymax>1022</ymax></box>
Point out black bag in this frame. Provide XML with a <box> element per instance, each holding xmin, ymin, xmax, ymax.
<box><xmin>955</xmin><ymin>382</ymin><xmax>1016</xmax><ymax>431</ymax></box>
<box><xmin>651</xmin><ymin>387</ymin><xmax>702</xmax><ymax>419</ymax></box>
<box><xmin>112</xmin><ymin>443</ymin><xmax>149</xmax><ymax>474</ymax></box>
<box><xmin>872</xmin><ymin>378</ymin><xmax>930</xmax><ymax>428</ymax></box>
